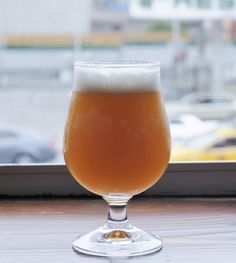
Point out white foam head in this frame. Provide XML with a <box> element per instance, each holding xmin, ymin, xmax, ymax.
<box><xmin>73</xmin><ymin>62</ymin><xmax>160</xmax><ymax>92</ymax></box>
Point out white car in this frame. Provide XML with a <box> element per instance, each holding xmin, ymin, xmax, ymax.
<box><xmin>169</xmin><ymin>114</ymin><xmax>217</xmax><ymax>144</ymax></box>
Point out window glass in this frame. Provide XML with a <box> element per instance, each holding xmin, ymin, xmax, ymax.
<box><xmin>0</xmin><ymin>0</ymin><xmax>236</xmax><ymax>163</ymax></box>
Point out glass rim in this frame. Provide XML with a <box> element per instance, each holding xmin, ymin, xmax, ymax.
<box><xmin>74</xmin><ymin>61</ymin><xmax>160</xmax><ymax>68</ymax></box>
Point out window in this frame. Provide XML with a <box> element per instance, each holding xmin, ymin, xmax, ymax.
<box><xmin>0</xmin><ymin>0</ymin><xmax>236</xmax><ymax>180</ymax></box>
<box><xmin>0</xmin><ymin>0</ymin><xmax>235</xmax><ymax>198</ymax></box>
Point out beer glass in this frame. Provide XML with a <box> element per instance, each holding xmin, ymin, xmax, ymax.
<box><xmin>64</xmin><ymin>61</ymin><xmax>171</xmax><ymax>257</ymax></box>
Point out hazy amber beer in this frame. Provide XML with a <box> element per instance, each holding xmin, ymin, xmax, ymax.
<box><xmin>64</xmin><ymin>63</ymin><xmax>170</xmax><ymax>195</ymax></box>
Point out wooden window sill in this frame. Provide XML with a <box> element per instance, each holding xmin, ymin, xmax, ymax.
<box><xmin>0</xmin><ymin>197</ymin><xmax>235</xmax><ymax>262</ymax></box>
<box><xmin>1</xmin><ymin>162</ymin><xmax>236</xmax><ymax>196</ymax></box>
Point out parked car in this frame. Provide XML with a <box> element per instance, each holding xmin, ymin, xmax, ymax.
<box><xmin>171</xmin><ymin>128</ymin><xmax>236</xmax><ymax>161</ymax></box>
<box><xmin>169</xmin><ymin>114</ymin><xmax>217</xmax><ymax>143</ymax></box>
<box><xmin>167</xmin><ymin>91</ymin><xmax>236</xmax><ymax>120</ymax></box>
<box><xmin>0</xmin><ymin>124</ymin><xmax>57</xmax><ymax>163</ymax></box>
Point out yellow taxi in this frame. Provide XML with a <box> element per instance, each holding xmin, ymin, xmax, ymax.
<box><xmin>171</xmin><ymin>128</ymin><xmax>236</xmax><ymax>161</ymax></box>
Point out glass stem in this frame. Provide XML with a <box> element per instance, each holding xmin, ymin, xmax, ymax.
<box><xmin>103</xmin><ymin>195</ymin><xmax>132</xmax><ymax>239</ymax></box>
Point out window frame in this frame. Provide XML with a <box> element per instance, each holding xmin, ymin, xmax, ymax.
<box><xmin>0</xmin><ymin>161</ymin><xmax>235</xmax><ymax>197</ymax></box>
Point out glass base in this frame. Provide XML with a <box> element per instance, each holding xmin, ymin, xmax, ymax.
<box><xmin>72</xmin><ymin>224</ymin><xmax>162</xmax><ymax>257</ymax></box>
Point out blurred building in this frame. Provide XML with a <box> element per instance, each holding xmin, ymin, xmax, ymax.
<box><xmin>0</xmin><ymin>0</ymin><xmax>93</xmax><ymax>80</ymax></box>
<box><xmin>0</xmin><ymin>0</ymin><xmax>91</xmax><ymax>36</ymax></box>
<box><xmin>91</xmin><ymin>0</ymin><xmax>153</xmax><ymax>32</ymax></box>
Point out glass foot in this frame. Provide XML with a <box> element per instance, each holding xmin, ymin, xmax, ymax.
<box><xmin>72</xmin><ymin>224</ymin><xmax>162</xmax><ymax>257</ymax></box>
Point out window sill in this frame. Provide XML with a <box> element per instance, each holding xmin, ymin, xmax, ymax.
<box><xmin>0</xmin><ymin>161</ymin><xmax>235</xmax><ymax>196</ymax></box>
